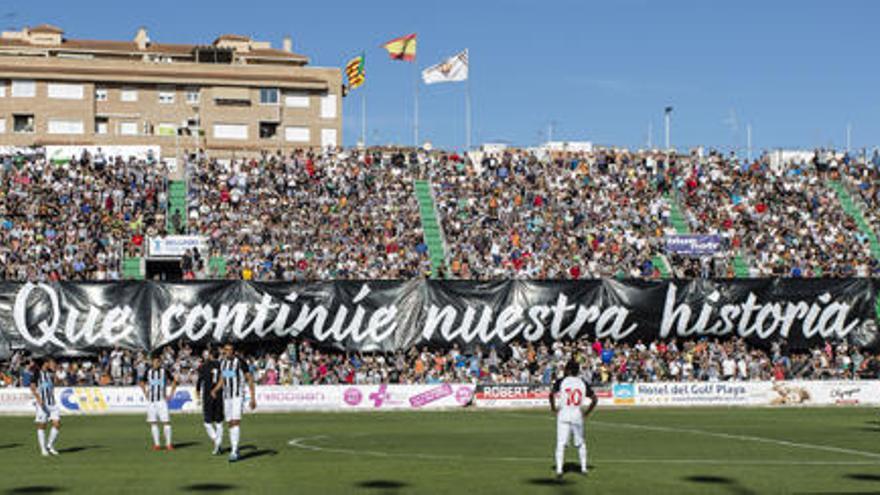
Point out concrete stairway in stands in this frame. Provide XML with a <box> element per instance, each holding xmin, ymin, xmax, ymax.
<box><xmin>166</xmin><ymin>180</ymin><xmax>187</xmax><ymax>234</ymax></box>
<box><xmin>414</xmin><ymin>180</ymin><xmax>447</xmax><ymax>278</ymax></box>
<box><xmin>209</xmin><ymin>257</ymin><xmax>227</xmax><ymax>278</ymax></box>
<box><xmin>650</xmin><ymin>191</ymin><xmax>690</xmax><ymax>278</ymax></box>
<box><xmin>122</xmin><ymin>257</ymin><xmax>143</xmax><ymax>280</ymax></box>
<box><xmin>666</xmin><ymin>191</ymin><xmax>750</xmax><ymax>277</ymax></box>
<box><xmin>828</xmin><ymin>180</ymin><xmax>880</xmax><ymax>261</ymax></box>
<box><xmin>828</xmin><ymin>180</ymin><xmax>880</xmax><ymax>319</ymax></box>
<box><xmin>666</xmin><ymin>191</ymin><xmax>691</xmax><ymax>235</ymax></box>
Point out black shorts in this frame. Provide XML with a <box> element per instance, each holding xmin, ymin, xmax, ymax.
<box><xmin>203</xmin><ymin>398</ymin><xmax>224</xmax><ymax>423</ymax></box>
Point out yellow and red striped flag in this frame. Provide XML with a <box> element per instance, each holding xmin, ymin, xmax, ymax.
<box><xmin>345</xmin><ymin>54</ymin><xmax>365</xmax><ymax>90</ymax></box>
<box><xmin>382</xmin><ymin>33</ymin><xmax>417</xmax><ymax>62</ymax></box>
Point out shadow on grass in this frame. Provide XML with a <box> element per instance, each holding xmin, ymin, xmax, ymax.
<box><xmin>846</xmin><ymin>473</ymin><xmax>880</xmax><ymax>482</ymax></box>
<box><xmin>237</xmin><ymin>448</ymin><xmax>278</xmax><ymax>461</ymax></box>
<box><xmin>0</xmin><ymin>443</ymin><xmax>21</xmax><ymax>450</ymax></box>
<box><xmin>172</xmin><ymin>441</ymin><xmax>199</xmax><ymax>450</ymax></box>
<box><xmin>57</xmin><ymin>445</ymin><xmax>103</xmax><ymax>454</ymax></box>
<box><xmin>684</xmin><ymin>476</ymin><xmax>755</xmax><ymax>495</ymax></box>
<box><xmin>854</xmin><ymin>426</ymin><xmax>880</xmax><ymax>433</ymax></box>
<box><xmin>526</xmin><ymin>478</ymin><xmax>574</xmax><ymax>487</ymax></box>
<box><xmin>526</xmin><ymin>461</ymin><xmax>592</xmax><ymax>487</ymax></box>
<box><xmin>180</xmin><ymin>483</ymin><xmax>238</xmax><ymax>493</ymax></box>
<box><xmin>354</xmin><ymin>480</ymin><xmax>410</xmax><ymax>490</ymax></box>
<box><xmin>5</xmin><ymin>487</ymin><xmax>64</xmax><ymax>494</ymax></box>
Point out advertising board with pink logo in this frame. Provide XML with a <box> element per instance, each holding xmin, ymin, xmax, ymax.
<box><xmin>256</xmin><ymin>384</ymin><xmax>475</xmax><ymax>412</ymax></box>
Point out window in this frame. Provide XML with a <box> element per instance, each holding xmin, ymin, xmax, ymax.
<box><xmin>95</xmin><ymin>117</ymin><xmax>108</xmax><ymax>135</ymax></box>
<box><xmin>284</xmin><ymin>126</ymin><xmax>310</xmax><ymax>142</ymax></box>
<box><xmin>48</xmin><ymin>83</ymin><xmax>84</xmax><ymax>100</ymax></box>
<box><xmin>13</xmin><ymin>114</ymin><xmax>34</xmax><ymax>133</ymax></box>
<box><xmin>157</xmin><ymin>123</ymin><xmax>177</xmax><ymax>136</ymax></box>
<box><xmin>185</xmin><ymin>87</ymin><xmax>200</xmax><ymax>104</ymax></box>
<box><xmin>0</xmin><ymin>118</ymin><xmax>6</xmax><ymax>134</ymax></box>
<box><xmin>158</xmin><ymin>87</ymin><xmax>175</xmax><ymax>104</ymax></box>
<box><xmin>259</xmin><ymin>88</ymin><xmax>279</xmax><ymax>105</ymax></box>
<box><xmin>11</xmin><ymin>80</ymin><xmax>36</xmax><ymax>98</ymax></box>
<box><xmin>48</xmin><ymin>119</ymin><xmax>84</xmax><ymax>135</ymax></box>
<box><xmin>259</xmin><ymin>122</ymin><xmax>278</xmax><ymax>139</ymax></box>
<box><xmin>120</xmin><ymin>88</ymin><xmax>138</xmax><ymax>102</ymax></box>
<box><xmin>320</xmin><ymin>94</ymin><xmax>337</xmax><ymax>119</ymax></box>
<box><xmin>0</xmin><ymin>82</ymin><xmax>6</xmax><ymax>98</ymax></box>
<box><xmin>213</xmin><ymin>123</ymin><xmax>248</xmax><ymax>140</ymax></box>
<box><xmin>321</xmin><ymin>128</ymin><xmax>338</xmax><ymax>148</ymax></box>
<box><xmin>185</xmin><ymin>118</ymin><xmax>200</xmax><ymax>135</ymax></box>
<box><xmin>95</xmin><ymin>88</ymin><xmax>108</xmax><ymax>102</ymax></box>
<box><xmin>284</xmin><ymin>91</ymin><xmax>309</xmax><ymax>108</ymax></box>
<box><xmin>143</xmin><ymin>122</ymin><xmax>153</xmax><ymax>135</ymax></box>
<box><xmin>119</xmin><ymin>121</ymin><xmax>138</xmax><ymax>136</ymax></box>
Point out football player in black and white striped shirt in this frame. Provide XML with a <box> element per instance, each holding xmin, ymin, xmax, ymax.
<box><xmin>210</xmin><ymin>343</ymin><xmax>256</xmax><ymax>462</ymax></box>
<box><xmin>29</xmin><ymin>358</ymin><xmax>61</xmax><ymax>456</ymax></box>
<box><xmin>139</xmin><ymin>355</ymin><xmax>178</xmax><ymax>451</ymax></box>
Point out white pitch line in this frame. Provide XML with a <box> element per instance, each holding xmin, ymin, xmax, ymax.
<box><xmin>590</xmin><ymin>420</ymin><xmax>880</xmax><ymax>460</ymax></box>
<box><xmin>500</xmin><ymin>412</ymin><xmax>880</xmax><ymax>460</ymax></box>
<box><xmin>288</xmin><ymin>436</ymin><xmax>473</xmax><ymax>461</ymax></box>
<box><xmin>286</xmin><ymin>436</ymin><xmax>880</xmax><ymax>466</ymax></box>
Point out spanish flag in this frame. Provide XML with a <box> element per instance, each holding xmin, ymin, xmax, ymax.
<box><xmin>382</xmin><ymin>33</ymin><xmax>417</xmax><ymax>62</ymax></box>
<box><xmin>345</xmin><ymin>54</ymin><xmax>365</xmax><ymax>90</ymax></box>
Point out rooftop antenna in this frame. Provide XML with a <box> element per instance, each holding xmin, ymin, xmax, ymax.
<box><xmin>746</xmin><ymin>123</ymin><xmax>752</xmax><ymax>162</ymax></box>
<box><xmin>846</xmin><ymin>122</ymin><xmax>852</xmax><ymax>153</ymax></box>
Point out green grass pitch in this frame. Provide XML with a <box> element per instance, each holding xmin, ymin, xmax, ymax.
<box><xmin>1</xmin><ymin>407</ymin><xmax>879</xmax><ymax>494</ymax></box>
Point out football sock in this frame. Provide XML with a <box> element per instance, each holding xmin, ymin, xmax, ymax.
<box><xmin>203</xmin><ymin>422</ymin><xmax>215</xmax><ymax>441</ymax></box>
<box><xmin>37</xmin><ymin>429</ymin><xmax>47</xmax><ymax>453</ymax></box>
<box><xmin>164</xmin><ymin>425</ymin><xmax>173</xmax><ymax>447</ymax></box>
<box><xmin>230</xmin><ymin>425</ymin><xmax>240</xmax><ymax>454</ymax></box>
<box><xmin>214</xmin><ymin>423</ymin><xmax>224</xmax><ymax>450</ymax></box>
<box><xmin>555</xmin><ymin>444</ymin><xmax>565</xmax><ymax>474</ymax></box>
<box><xmin>150</xmin><ymin>425</ymin><xmax>160</xmax><ymax>446</ymax></box>
<box><xmin>48</xmin><ymin>427</ymin><xmax>59</xmax><ymax>449</ymax></box>
<box><xmin>578</xmin><ymin>445</ymin><xmax>587</xmax><ymax>472</ymax></box>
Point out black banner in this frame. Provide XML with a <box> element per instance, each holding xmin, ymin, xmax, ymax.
<box><xmin>0</xmin><ymin>279</ymin><xmax>877</xmax><ymax>355</ymax></box>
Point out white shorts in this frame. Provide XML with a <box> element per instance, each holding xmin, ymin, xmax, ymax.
<box><xmin>557</xmin><ymin>419</ymin><xmax>584</xmax><ymax>448</ymax></box>
<box><xmin>35</xmin><ymin>404</ymin><xmax>60</xmax><ymax>424</ymax></box>
<box><xmin>224</xmin><ymin>398</ymin><xmax>243</xmax><ymax>422</ymax></box>
<box><xmin>146</xmin><ymin>401</ymin><xmax>170</xmax><ymax>423</ymax></box>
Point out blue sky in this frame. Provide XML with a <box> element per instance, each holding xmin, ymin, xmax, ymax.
<box><xmin>8</xmin><ymin>0</ymin><xmax>880</xmax><ymax>150</ymax></box>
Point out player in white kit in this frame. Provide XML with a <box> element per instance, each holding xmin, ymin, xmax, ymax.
<box><xmin>549</xmin><ymin>360</ymin><xmax>597</xmax><ymax>480</ymax></box>
<box><xmin>30</xmin><ymin>358</ymin><xmax>61</xmax><ymax>456</ymax></box>
<box><xmin>139</xmin><ymin>355</ymin><xmax>178</xmax><ymax>451</ymax></box>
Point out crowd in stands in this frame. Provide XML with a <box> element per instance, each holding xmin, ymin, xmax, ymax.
<box><xmin>433</xmin><ymin>149</ymin><xmax>671</xmax><ymax>279</ymax></box>
<box><xmin>186</xmin><ymin>149</ymin><xmax>432</xmax><ymax>280</ymax></box>
<box><xmin>676</xmin><ymin>149</ymin><xmax>879</xmax><ymax>278</ymax></box>
<box><xmin>842</xmin><ymin>150</ymin><xmax>880</xmax><ymax>251</ymax></box>
<box><xmin>1</xmin><ymin>145</ymin><xmax>880</xmax><ymax>281</ymax></box>
<box><xmin>0</xmin><ymin>150</ymin><xmax>169</xmax><ymax>281</ymax></box>
<box><xmin>2</xmin><ymin>337</ymin><xmax>878</xmax><ymax>388</ymax></box>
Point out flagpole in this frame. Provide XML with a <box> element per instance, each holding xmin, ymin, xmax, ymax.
<box><xmin>413</xmin><ymin>61</ymin><xmax>420</xmax><ymax>147</ymax></box>
<box><xmin>362</xmin><ymin>52</ymin><xmax>367</xmax><ymax>148</ymax></box>
<box><xmin>361</xmin><ymin>92</ymin><xmax>367</xmax><ymax>147</ymax></box>
<box><xmin>465</xmin><ymin>69</ymin><xmax>472</xmax><ymax>151</ymax></box>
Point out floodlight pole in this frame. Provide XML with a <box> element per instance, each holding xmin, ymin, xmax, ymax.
<box><xmin>664</xmin><ymin>109</ymin><xmax>671</xmax><ymax>150</ymax></box>
<box><xmin>747</xmin><ymin>123</ymin><xmax>752</xmax><ymax>162</ymax></box>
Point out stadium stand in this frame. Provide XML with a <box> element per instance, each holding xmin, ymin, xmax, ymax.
<box><xmin>1</xmin><ymin>146</ymin><xmax>879</xmax><ymax>281</ymax></box>
<box><xmin>2</xmin><ymin>337</ymin><xmax>879</xmax><ymax>389</ymax></box>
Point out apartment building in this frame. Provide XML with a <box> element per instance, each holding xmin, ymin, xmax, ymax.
<box><xmin>0</xmin><ymin>24</ymin><xmax>342</xmax><ymax>158</ymax></box>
